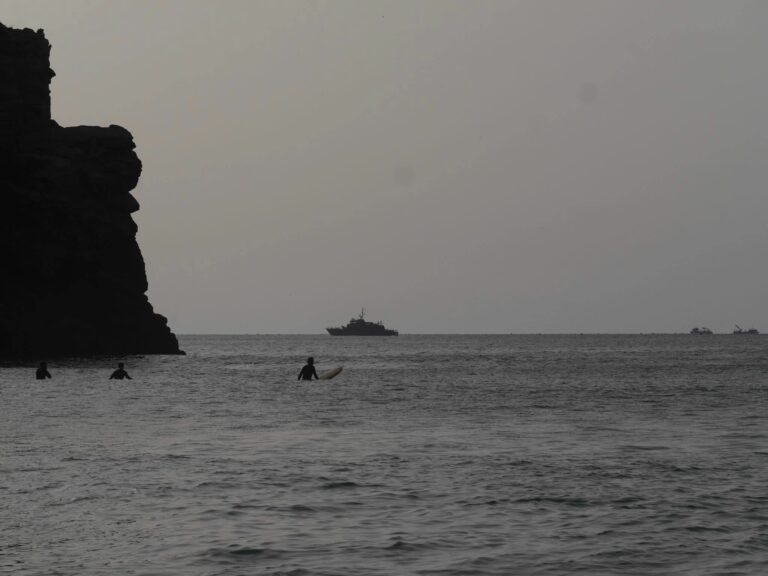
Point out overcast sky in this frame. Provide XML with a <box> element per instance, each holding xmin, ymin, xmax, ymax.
<box><xmin>4</xmin><ymin>1</ymin><xmax>768</xmax><ymax>333</ymax></box>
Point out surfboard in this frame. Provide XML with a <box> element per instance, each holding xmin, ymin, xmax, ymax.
<box><xmin>319</xmin><ymin>366</ymin><xmax>343</xmax><ymax>380</ymax></box>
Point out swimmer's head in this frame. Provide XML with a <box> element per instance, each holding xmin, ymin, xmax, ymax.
<box><xmin>307</xmin><ymin>357</ymin><xmax>314</xmax><ymax>365</ymax></box>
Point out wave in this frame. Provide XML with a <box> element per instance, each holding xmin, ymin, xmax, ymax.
<box><xmin>320</xmin><ymin>480</ymin><xmax>360</xmax><ymax>489</ymax></box>
<box><xmin>204</xmin><ymin>545</ymin><xmax>286</xmax><ymax>561</ymax></box>
<box><xmin>620</xmin><ymin>444</ymin><xmax>672</xmax><ymax>451</ymax></box>
<box><xmin>514</xmin><ymin>495</ymin><xmax>590</xmax><ymax>507</ymax></box>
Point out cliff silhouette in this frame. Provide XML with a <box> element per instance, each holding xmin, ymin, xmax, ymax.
<box><xmin>0</xmin><ymin>23</ymin><xmax>182</xmax><ymax>356</ymax></box>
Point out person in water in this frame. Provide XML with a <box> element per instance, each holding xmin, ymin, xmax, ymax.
<box><xmin>36</xmin><ymin>362</ymin><xmax>51</xmax><ymax>380</ymax></box>
<box><xmin>109</xmin><ymin>362</ymin><xmax>132</xmax><ymax>380</ymax></box>
<box><xmin>298</xmin><ymin>357</ymin><xmax>319</xmax><ymax>381</ymax></box>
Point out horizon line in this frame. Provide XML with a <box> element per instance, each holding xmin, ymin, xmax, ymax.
<box><xmin>175</xmin><ymin>332</ymin><xmax>763</xmax><ymax>336</ymax></box>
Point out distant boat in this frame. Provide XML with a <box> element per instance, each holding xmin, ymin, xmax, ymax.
<box><xmin>690</xmin><ymin>327</ymin><xmax>713</xmax><ymax>335</ymax></box>
<box><xmin>733</xmin><ymin>324</ymin><xmax>759</xmax><ymax>335</ymax></box>
<box><xmin>326</xmin><ymin>309</ymin><xmax>398</xmax><ymax>336</ymax></box>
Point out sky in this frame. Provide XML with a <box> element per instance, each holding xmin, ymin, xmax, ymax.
<box><xmin>3</xmin><ymin>0</ymin><xmax>768</xmax><ymax>333</ymax></box>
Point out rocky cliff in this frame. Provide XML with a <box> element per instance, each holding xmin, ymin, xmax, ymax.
<box><xmin>0</xmin><ymin>23</ymin><xmax>182</xmax><ymax>356</ymax></box>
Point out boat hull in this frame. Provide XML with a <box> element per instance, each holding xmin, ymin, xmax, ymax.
<box><xmin>327</xmin><ymin>328</ymin><xmax>398</xmax><ymax>336</ymax></box>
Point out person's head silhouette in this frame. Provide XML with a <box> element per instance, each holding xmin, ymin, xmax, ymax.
<box><xmin>118</xmin><ymin>362</ymin><xmax>124</xmax><ymax>369</ymax></box>
<box><xmin>307</xmin><ymin>357</ymin><xmax>314</xmax><ymax>365</ymax></box>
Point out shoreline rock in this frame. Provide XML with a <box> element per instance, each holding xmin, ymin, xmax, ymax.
<box><xmin>0</xmin><ymin>23</ymin><xmax>183</xmax><ymax>356</ymax></box>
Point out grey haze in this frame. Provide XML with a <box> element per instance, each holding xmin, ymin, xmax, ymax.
<box><xmin>4</xmin><ymin>1</ymin><xmax>767</xmax><ymax>334</ymax></box>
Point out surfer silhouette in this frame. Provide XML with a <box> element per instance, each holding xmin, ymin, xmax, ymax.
<box><xmin>109</xmin><ymin>362</ymin><xmax>132</xmax><ymax>380</ymax></box>
<box><xmin>298</xmin><ymin>357</ymin><xmax>319</xmax><ymax>381</ymax></box>
<box><xmin>36</xmin><ymin>361</ymin><xmax>51</xmax><ymax>380</ymax></box>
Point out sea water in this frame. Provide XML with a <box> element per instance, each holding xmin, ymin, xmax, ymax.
<box><xmin>2</xmin><ymin>334</ymin><xmax>767</xmax><ymax>575</ymax></box>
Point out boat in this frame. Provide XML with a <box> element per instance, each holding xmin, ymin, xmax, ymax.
<box><xmin>733</xmin><ymin>324</ymin><xmax>759</xmax><ymax>335</ymax></box>
<box><xmin>690</xmin><ymin>327</ymin><xmax>713</xmax><ymax>335</ymax></box>
<box><xmin>326</xmin><ymin>309</ymin><xmax>399</xmax><ymax>336</ymax></box>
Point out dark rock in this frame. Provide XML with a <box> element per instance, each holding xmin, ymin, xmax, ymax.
<box><xmin>0</xmin><ymin>23</ymin><xmax>182</xmax><ymax>356</ymax></box>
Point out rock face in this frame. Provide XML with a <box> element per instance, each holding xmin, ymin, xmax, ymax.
<box><xmin>0</xmin><ymin>23</ymin><xmax>182</xmax><ymax>356</ymax></box>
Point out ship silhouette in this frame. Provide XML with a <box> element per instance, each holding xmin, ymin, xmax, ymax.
<box><xmin>690</xmin><ymin>327</ymin><xmax>713</xmax><ymax>335</ymax></box>
<box><xmin>326</xmin><ymin>309</ymin><xmax>399</xmax><ymax>336</ymax></box>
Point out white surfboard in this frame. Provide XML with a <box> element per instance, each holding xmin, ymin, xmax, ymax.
<box><xmin>319</xmin><ymin>366</ymin><xmax>343</xmax><ymax>380</ymax></box>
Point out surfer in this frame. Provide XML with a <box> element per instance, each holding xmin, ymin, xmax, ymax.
<box><xmin>109</xmin><ymin>362</ymin><xmax>132</xmax><ymax>380</ymax></box>
<box><xmin>298</xmin><ymin>357</ymin><xmax>319</xmax><ymax>381</ymax></box>
<box><xmin>36</xmin><ymin>361</ymin><xmax>52</xmax><ymax>380</ymax></box>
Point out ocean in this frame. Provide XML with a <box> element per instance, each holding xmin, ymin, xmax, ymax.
<box><xmin>2</xmin><ymin>334</ymin><xmax>767</xmax><ymax>575</ymax></box>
